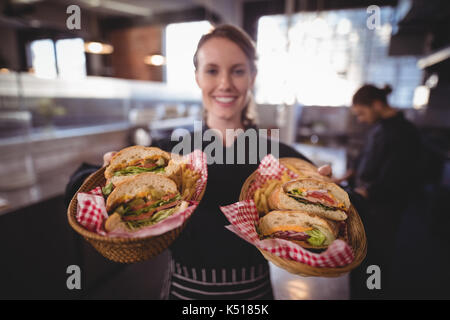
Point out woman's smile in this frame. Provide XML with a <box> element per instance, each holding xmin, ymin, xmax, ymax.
<box><xmin>212</xmin><ymin>95</ymin><xmax>238</xmax><ymax>107</ymax></box>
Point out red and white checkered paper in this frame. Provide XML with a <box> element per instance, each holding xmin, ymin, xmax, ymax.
<box><xmin>76</xmin><ymin>149</ymin><xmax>207</xmax><ymax>238</ymax></box>
<box><xmin>220</xmin><ymin>154</ymin><xmax>354</xmax><ymax>268</ymax></box>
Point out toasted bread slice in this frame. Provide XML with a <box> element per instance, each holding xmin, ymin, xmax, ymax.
<box><xmin>106</xmin><ymin>172</ymin><xmax>178</xmax><ymax>212</ymax></box>
<box><xmin>268</xmin><ymin>178</ymin><xmax>349</xmax><ymax>221</ymax></box>
<box><xmin>104</xmin><ymin>146</ymin><xmax>182</xmax><ymax>189</ymax></box>
<box><xmin>258</xmin><ymin>210</ymin><xmax>338</xmax><ymax>248</ymax></box>
<box><xmin>104</xmin><ymin>200</ymin><xmax>189</xmax><ymax>233</ymax></box>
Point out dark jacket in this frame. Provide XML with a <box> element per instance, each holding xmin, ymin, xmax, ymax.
<box><xmin>355</xmin><ymin>111</ymin><xmax>422</xmax><ymax>210</ymax></box>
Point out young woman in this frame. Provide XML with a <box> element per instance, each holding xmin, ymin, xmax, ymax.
<box><xmin>65</xmin><ymin>25</ymin><xmax>331</xmax><ymax>300</ymax></box>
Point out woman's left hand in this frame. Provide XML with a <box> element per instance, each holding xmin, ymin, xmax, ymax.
<box><xmin>317</xmin><ymin>164</ymin><xmax>332</xmax><ymax>178</ymax></box>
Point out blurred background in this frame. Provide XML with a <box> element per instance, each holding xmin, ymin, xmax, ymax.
<box><xmin>0</xmin><ymin>0</ymin><xmax>449</xmax><ymax>299</ymax></box>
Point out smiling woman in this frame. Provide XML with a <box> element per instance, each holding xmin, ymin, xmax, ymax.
<box><xmin>193</xmin><ymin>25</ymin><xmax>258</xmax><ymax>145</ymax></box>
<box><xmin>157</xmin><ymin>25</ymin><xmax>315</xmax><ymax>301</ymax></box>
<box><xmin>65</xmin><ymin>24</ymin><xmax>320</xmax><ymax>301</ymax></box>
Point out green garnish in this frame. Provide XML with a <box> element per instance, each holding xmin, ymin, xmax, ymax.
<box><xmin>113</xmin><ymin>166</ymin><xmax>165</xmax><ymax>176</ymax></box>
<box><xmin>123</xmin><ymin>194</ymin><xmax>181</xmax><ymax>217</ymax></box>
<box><xmin>287</xmin><ymin>193</ymin><xmax>336</xmax><ymax>211</ymax></box>
<box><xmin>125</xmin><ymin>207</ymin><xmax>177</xmax><ymax>230</ymax></box>
<box><xmin>102</xmin><ymin>182</ymin><xmax>114</xmax><ymax>197</ymax></box>
<box><xmin>290</xmin><ymin>189</ymin><xmax>303</xmax><ymax>196</ymax></box>
<box><xmin>305</xmin><ymin>229</ymin><xmax>326</xmax><ymax>246</ymax></box>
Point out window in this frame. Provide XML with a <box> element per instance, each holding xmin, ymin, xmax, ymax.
<box><xmin>165</xmin><ymin>21</ymin><xmax>213</xmax><ymax>93</ymax></box>
<box><xmin>29</xmin><ymin>39</ymin><xmax>57</xmax><ymax>79</ymax></box>
<box><xmin>55</xmin><ymin>38</ymin><xmax>86</xmax><ymax>79</ymax></box>
<box><xmin>28</xmin><ymin>38</ymin><xmax>86</xmax><ymax>80</ymax></box>
<box><xmin>256</xmin><ymin>8</ymin><xmax>423</xmax><ymax>108</ymax></box>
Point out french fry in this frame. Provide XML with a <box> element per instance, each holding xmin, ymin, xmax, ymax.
<box><xmin>254</xmin><ymin>188</ymin><xmax>261</xmax><ymax>207</ymax></box>
<box><xmin>285</xmin><ymin>163</ymin><xmax>301</xmax><ymax>176</ymax></box>
<box><xmin>264</xmin><ymin>180</ymin><xmax>278</xmax><ymax>197</ymax></box>
<box><xmin>281</xmin><ymin>172</ymin><xmax>291</xmax><ymax>183</ymax></box>
<box><xmin>182</xmin><ymin>187</ymin><xmax>190</xmax><ymax>199</ymax></box>
<box><xmin>260</xmin><ymin>194</ymin><xmax>269</xmax><ymax>214</ymax></box>
<box><xmin>181</xmin><ymin>166</ymin><xmax>200</xmax><ymax>200</ymax></box>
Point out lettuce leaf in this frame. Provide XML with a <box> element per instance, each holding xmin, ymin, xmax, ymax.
<box><xmin>113</xmin><ymin>166</ymin><xmax>165</xmax><ymax>176</ymax></box>
<box><xmin>305</xmin><ymin>229</ymin><xmax>326</xmax><ymax>246</ymax></box>
<box><xmin>102</xmin><ymin>182</ymin><xmax>114</xmax><ymax>197</ymax></box>
<box><xmin>287</xmin><ymin>193</ymin><xmax>337</xmax><ymax>211</ymax></box>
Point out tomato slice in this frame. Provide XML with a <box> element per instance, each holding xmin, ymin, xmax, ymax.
<box><xmin>161</xmin><ymin>193</ymin><xmax>177</xmax><ymax>201</ymax></box>
<box><xmin>307</xmin><ymin>191</ymin><xmax>335</xmax><ymax>205</ymax></box>
<box><xmin>123</xmin><ymin>208</ymin><xmax>157</xmax><ymax>221</ymax></box>
<box><xmin>130</xmin><ymin>199</ymin><xmax>158</xmax><ymax>211</ymax></box>
<box><xmin>155</xmin><ymin>201</ymin><xmax>180</xmax><ymax>212</ymax></box>
<box><xmin>140</xmin><ymin>162</ymin><xmax>157</xmax><ymax>169</ymax></box>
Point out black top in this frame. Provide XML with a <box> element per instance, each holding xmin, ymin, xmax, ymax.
<box><xmin>355</xmin><ymin>111</ymin><xmax>422</xmax><ymax>209</ymax></box>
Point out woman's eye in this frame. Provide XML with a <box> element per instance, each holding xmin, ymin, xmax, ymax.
<box><xmin>233</xmin><ymin>69</ymin><xmax>246</xmax><ymax>76</ymax></box>
<box><xmin>206</xmin><ymin>69</ymin><xmax>218</xmax><ymax>75</ymax></box>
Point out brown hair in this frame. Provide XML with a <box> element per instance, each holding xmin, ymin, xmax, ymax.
<box><xmin>352</xmin><ymin>84</ymin><xmax>392</xmax><ymax>107</ymax></box>
<box><xmin>193</xmin><ymin>24</ymin><xmax>258</xmax><ymax>129</ymax></box>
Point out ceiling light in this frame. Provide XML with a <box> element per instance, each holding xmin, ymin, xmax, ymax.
<box><xmin>84</xmin><ymin>41</ymin><xmax>114</xmax><ymax>54</ymax></box>
<box><xmin>144</xmin><ymin>54</ymin><xmax>166</xmax><ymax>66</ymax></box>
<box><xmin>413</xmin><ymin>86</ymin><xmax>430</xmax><ymax>109</ymax></box>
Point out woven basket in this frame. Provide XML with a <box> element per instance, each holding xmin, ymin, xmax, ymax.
<box><xmin>67</xmin><ymin>167</ymin><xmax>205</xmax><ymax>263</ymax></box>
<box><xmin>239</xmin><ymin>158</ymin><xmax>367</xmax><ymax>277</ymax></box>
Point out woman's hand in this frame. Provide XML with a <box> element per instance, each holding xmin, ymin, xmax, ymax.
<box><xmin>103</xmin><ymin>151</ymin><xmax>117</xmax><ymax>167</ymax></box>
<box><xmin>354</xmin><ymin>187</ymin><xmax>369</xmax><ymax>198</ymax></box>
<box><xmin>332</xmin><ymin>169</ymin><xmax>355</xmax><ymax>184</ymax></box>
<box><xmin>317</xmin><ymin>164</ymin><xmax>332</xmax><ymax>178</ymax></box>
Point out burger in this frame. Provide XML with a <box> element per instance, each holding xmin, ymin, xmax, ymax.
<box><xmin>103</xmin><ymin>146</ymin><xmax>182</xmax><ymax>192</ymax></box>
<box><xmin>104</xmin><ymin>172</ymin><xmax>188</xmax><ymax>232</ymax></box>
<box><xmin>268</xmin><ymin>178</ymin><xmax>350</xmax><ymax>221</ymax></box>
<box><xmin>257</xmin><ymin>210</ymin><xmax>339</xmax><ymax>249</ymax></box>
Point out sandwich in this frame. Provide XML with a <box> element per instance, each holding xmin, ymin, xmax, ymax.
<box><xmin>104</xmin><ymin>146</ymin><xmax>182</xmax><ymax>191</ymax></box>
<box><xmin>282</xmin><ymin>158</ymin><xmax>330</xmax><ymax>182</ymax></box>
<box><xmin>257</xmin><ymin>210</ymin><xmax>338</xmax><ymax>249</ymax></box>
<box><xmin>104</xmin><ymin>172</ymin><xmax>188</xmax><ymax>232</ymax></box>
<box><xmin>268</xmin><ymin>178</ymin><xmax>349</xmax><ymax>221</ymax></box>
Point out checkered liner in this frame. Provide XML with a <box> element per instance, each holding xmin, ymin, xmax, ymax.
<box><xmin>76</xmin><ymin>150</ymin><xmax>207</xmax><ymax>238</ymax></box>
<box><xmin>220</xmin><ymin>154</ymin><xmax>354</xmax><ymax>268</ymax></box>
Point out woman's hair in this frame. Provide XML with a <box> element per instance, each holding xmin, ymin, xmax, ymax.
<box><xmin>352</xmin><ymin>84</ymin><xmax>393</xmax><ymax>106</ymax></box>
<box><xmin>193</xmin><ymin>24</ymin><xmax>258</xmax><ymax>129</ymax></box>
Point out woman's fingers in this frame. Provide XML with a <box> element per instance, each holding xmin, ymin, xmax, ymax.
<box><xmin>103</xmin><ymin>151</ymin><xmax>117</xmax><ymax>167</ymax></box>
<box><xmin>355</xmin><ymin>187</ymin><xmax>369</xmax><ymax>198</ymax></box>
<box><xmin>317</xmin><ymin>164</ymin><xmax>332</xmax><ymax>177</ymax></box>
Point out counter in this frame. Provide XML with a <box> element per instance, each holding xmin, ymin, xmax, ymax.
<box><xmin>0</xmin><ymin>123</ymin><xmax>131</xmax><ymax>215</ymax></box>
<box><xmin>0</xmin><ymin>161</ymin><xmax>91</xmax><ymax>216</ymax></box>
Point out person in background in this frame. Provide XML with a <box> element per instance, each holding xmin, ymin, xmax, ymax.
<box><xmin>65</xmin><ymin>24</ymin><xmax>333</xmax><ymax>300</ymax></box>
<box><xmin>345</xmin><ymin>84</ymin><xmax>423</xmax><ymax>298</ymax></box>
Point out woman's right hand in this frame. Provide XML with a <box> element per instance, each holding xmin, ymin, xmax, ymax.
<box><xmin>102</xmin><ymin>151</ymin><xmax>117</xmax><ymax>167</ymax></box>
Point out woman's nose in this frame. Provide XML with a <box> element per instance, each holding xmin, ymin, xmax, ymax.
<box><xmin>218</xmin><ymin>72</ymin><xmax>232</xmax><ymax>90</ymax></box>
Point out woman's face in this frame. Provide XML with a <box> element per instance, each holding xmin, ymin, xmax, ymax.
<box><xmin>195</xmin><ymin>37</ymin><xmax>256</xmax><ymax>125</ymax></box>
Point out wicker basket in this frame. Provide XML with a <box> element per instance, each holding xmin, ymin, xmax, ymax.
<box><xmin>239</xmin><ymin>158</ymin><xmax>367</xmax><ymax>277</ymax></box>
<box><xmin>67</xmin><ymin>167</ymin><xmax>205</xmax><ymax>263</ymax></box>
